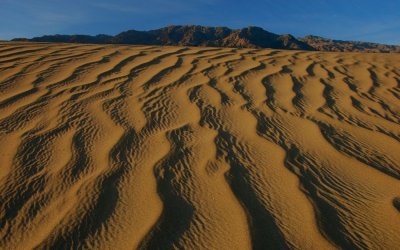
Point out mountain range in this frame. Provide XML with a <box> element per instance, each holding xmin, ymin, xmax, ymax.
<box><xmin>12</xmin><ymin>25</ymin><xmax>400</xmax><ymax>53</ymax></box>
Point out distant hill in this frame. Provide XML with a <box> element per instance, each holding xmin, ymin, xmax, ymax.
<box><xmin>12</xmin><ymin>25</ymin><xmax>400</xmax><ymax>53</ymax></box>
<box><xmin>299</xmin><ymin>35</ymin><xmax>400</xmax><ymax>53</ymax></box>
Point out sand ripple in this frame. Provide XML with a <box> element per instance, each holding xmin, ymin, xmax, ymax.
<box><xmin>0</xmin><ymin>42</ymin><xmax>399</xmax><ymax>249</ymax></box>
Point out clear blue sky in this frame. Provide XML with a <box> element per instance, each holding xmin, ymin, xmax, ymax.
<box><xmin>1</xmin><ymin>0</ymin><xmax>399</xmax><ymax>44</ymax></box>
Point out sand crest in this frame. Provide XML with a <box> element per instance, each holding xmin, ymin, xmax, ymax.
<box><xmin>0</xmin><ymin>42</ymin><xmax>399</xmax><ymax>249</ymax></box>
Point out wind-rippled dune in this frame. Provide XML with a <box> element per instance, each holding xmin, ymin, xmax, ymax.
<box><xmin>0</xmin><ymin>42</ymin><xmax>399</xmax><ymax>250</ymax></box>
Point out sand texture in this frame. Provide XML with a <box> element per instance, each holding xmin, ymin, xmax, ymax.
<box><xmin>0</xmin><ymin>42</ymin><xmax>399</xmax><ymax>250</ymax></box>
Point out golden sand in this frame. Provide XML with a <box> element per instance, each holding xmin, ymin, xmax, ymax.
<box><xmin>0</xmin><ymin>42</ymin><xmax>399</xmax><ymax>249</ymax></box>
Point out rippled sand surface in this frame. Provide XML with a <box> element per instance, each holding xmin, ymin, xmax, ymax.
<box><xmin>0</xmin><ymin>42</ymin><xmax>399</xmax><ymax>249</ymax></box>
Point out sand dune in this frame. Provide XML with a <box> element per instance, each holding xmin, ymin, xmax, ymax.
<box><xmin>0</xmin><ymin>42</ymin><xmax>399</xmax><ymax>249</ymax></box>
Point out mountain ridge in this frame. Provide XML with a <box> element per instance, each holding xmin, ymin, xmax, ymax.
<box><xmin>12</xmin><ymin>25</ymin><xmax>400</xmax><ymax>53</ymax></box>
<box><xmin>299</xmin><ymin>35</ymin><xmax>400</xmax><ymax>53</ymax></box>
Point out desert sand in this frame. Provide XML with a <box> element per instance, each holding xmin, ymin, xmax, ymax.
<box><xmin>0</xmin><ymin>42</ymin><xmax>399</xmax><ymax>249</ymax></box>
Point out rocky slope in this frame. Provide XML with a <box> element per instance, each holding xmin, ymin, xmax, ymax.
<box><xmin>300</xmin><ymin>35</ymin><xmax>400</xmax><ymax>53</ymax></box>
<box><xmin>13</xmin><ymin>25</ymin><xmax>400</xmax><ymax>53</ymax></box>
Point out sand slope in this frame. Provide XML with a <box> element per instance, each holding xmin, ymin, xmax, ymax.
<box><xmin>0</xmin><ymin>42</ymin><xmax>399</xmax><ymax>249</ymax></box>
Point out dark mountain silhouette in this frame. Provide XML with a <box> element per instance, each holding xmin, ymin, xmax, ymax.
<box><xmin>12</xmin><ymin>25</ymin><xmax>400</xmax><ymax>52</ymax></box>
<box><xmin>299</xmin><ymin>35</ymin><xmax>400</xmax><ymax>53</ymax></box>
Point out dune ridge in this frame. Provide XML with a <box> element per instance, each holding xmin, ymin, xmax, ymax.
<box><xmin>0</xmin><ymin>42</ymin><xmax>399</xmax><ymax>249</ymax></box>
